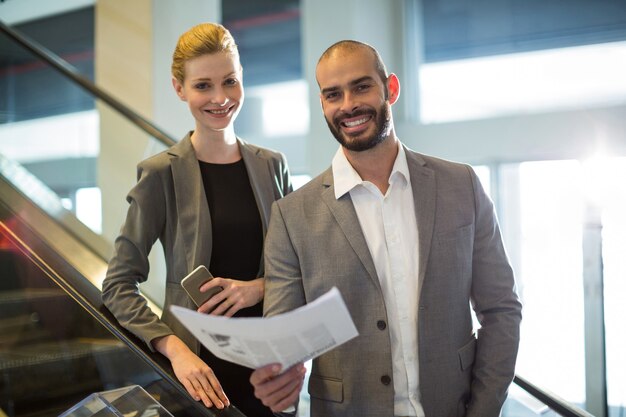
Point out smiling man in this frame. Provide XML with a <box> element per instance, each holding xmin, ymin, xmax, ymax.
<box><xmin>250</xmin><ymin>40</ymin><xmax>522</xmax><ymax>417</ymax></box>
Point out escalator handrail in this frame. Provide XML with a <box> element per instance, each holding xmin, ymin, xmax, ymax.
<box><xmin>0</xmin><ymin>18</ymin><xmax>176</xmax><ymax>148</ymax></box>
<box><xmin>514</xmin><ymin>375</ymin><xmax>596</xmax><ymax>417</ymax></box>
<box><xmin>0</xmin><ymin>216</ymin><xmax>234</xmax><ymax>417</ymax></box>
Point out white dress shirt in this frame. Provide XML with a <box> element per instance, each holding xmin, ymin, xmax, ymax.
<box><xmin>332</xmin><ymin>142</ymin><xmax>424</xmax><ymax>417</ymax></box>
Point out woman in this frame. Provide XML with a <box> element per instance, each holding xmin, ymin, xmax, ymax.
<box><xmin>102</xmin><ymin>22</ymin><xmax>291</xmax><ymax>417</ymax></box>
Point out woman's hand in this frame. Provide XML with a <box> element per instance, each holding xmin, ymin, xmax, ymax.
<box><xmin>153</xmin><ymin>335</ymin><xmax>229</xmax><ymax>409</ymax></box>
<box><xmin>197</xmin><ymin>277</ymin><xmax>264</xmax><ymax>317</ymax></box>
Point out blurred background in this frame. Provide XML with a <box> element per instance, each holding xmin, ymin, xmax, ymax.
<box><xmin>0</xmin><ymin>1</ymin><xmax>624</xmax><ymax>416</ymax></box>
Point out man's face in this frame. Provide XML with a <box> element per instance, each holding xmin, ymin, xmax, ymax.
<box><xmin>316</xmin><ymin>48</ymin><xmax>392</xmax><ymax>152</ymax></box>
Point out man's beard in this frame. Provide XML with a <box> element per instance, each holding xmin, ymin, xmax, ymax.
<box><xmin>325</xmin><ymin>103</ymin><xmax>391</xmax><ymax>152</ymax></box>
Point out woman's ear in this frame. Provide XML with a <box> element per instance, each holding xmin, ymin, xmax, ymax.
<box><xmin>172</xmin><ymin>77</ymin><xmax>187</xmax><ymax>101</ymax></box>
<box><xmin>386</xmin><ymin>73</ymin><xmax>400</xmax><ymax>105</ymax></box>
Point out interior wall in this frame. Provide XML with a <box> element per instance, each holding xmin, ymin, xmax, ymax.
<box><xmin>397</xmin><ymin>104</ymin><xmax>626</xmax><ymax>165</ymax></box>
<box><xmin>95</xmin><ymin>0</ymin><xmax>153</xmax><ymax>244</ymax></box>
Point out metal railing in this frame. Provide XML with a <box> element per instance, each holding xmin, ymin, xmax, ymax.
<box><xmin>514</xmin><ymin>375</ymin><xmax>595</xmax><ymax>417</ymax></box>
<box><xmin>0</xmin><ymin>19</ymin><xmax>176</xmax><ymax>148</ymax></box>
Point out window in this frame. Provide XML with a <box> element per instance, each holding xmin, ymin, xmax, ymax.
<box><xmin>498</xmin><ymin>158</ymin><xmax>626</xmax><ymax>415</ymax></box>
<box><xmin>420</xmin><ymin>42</ymin><xmax>626</xmax><ymax>124</ymax></box>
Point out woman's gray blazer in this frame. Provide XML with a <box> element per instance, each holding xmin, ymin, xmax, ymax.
<box><xmin>102</xmin><ymin>133</ymin><xmax>292</xmax><ymax>353</ymax></box>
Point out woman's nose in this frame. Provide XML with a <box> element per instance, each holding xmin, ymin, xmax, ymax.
<box><xmin>210</xmin><ymin>87</ymin><xmax>227</xmax><ymax>105</ymax></box>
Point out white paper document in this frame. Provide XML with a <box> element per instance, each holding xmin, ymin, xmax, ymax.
<box><xmin>170</xmin><ymin>287</ymin><xmax>359</xmax><ymax>370</ymax></box>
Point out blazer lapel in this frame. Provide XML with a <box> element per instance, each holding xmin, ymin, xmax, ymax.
<box><xmin>239</xmin><ymin>140</ymin><xmax>276</xmax><ymax>276</ymax></box>
<box><xmin>169</xmin><ymin>135</ymin><xmax>213</xmax><ymax>271</ymax></box>
<box><xmin>405</xmin><ymin>147</ymin><xmax>436</xmax><ymax>298</ymax></box>
<box><xmin>320</xmin><ymin>169</ymin><xmax>380</xmax><ymax>290</ymax></box>
<box><xmin>239</xmin><ymin>140</ymin><xmax>274</xmax><ymax>235</ymax></box>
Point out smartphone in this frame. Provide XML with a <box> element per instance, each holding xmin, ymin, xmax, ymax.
<box><xmin>181</xmin><ymin>265</ymin><xmax>222</xmax><ymax>307</ymax></box>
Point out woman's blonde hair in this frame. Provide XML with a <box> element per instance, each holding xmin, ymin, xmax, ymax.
<box><xmin>171</xmin><ymin>22</ymin><xmax>239</xmax><ymax>83</ymax></box>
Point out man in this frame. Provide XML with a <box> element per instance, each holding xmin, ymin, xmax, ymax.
<box><xmin>250</xmin><ymin>40</ymin><xmax>522</xmax><ymax>417</ymax></box>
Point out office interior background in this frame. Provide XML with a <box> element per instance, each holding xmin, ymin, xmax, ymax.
<box><xmin>0</xmin><ymin>0</ymin><xmax>625</xmax><ymax>416</ymax></box>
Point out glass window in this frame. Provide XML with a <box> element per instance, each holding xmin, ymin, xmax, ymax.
<box><xmin>222</xmin><ymin>0</ymin><xmax>301</xmax><ymax>87</ymax></box>
<box><xmin>246</xmin><ymin>80</ymin><xmax>309</xmax><ymax>137</ymax></box>
<box><xmin>420</xmin><ymin>41</ymin><xmax>626</xmax><ymax>124</ymax></box>
<box><xmin>472</xmin><ymin>165</ymin><xmax>491</xmax><ymax>198</ymax></box>
<box><xmin>590</xmin><ymin>157</ymin><xmax>626</xmax><ymax>417</ymax></box>
<box><xmin>421</xmin><ymin>0</ymin><xmax>626</xmax><ymax>62</ymax></box>
<box><xmin>76</xmin><ymin>186</ymin><xmax>102</xmax><ymax>234</ymax></box>
<box><xmin>512</xmin><ymin>160</ymin><xmax>586</xmax><ymax>405</ymax></box>
<box><xmin>499</xmin><ymin>157</ymin><xmax>626</xmax><ymax>414</ymax></box>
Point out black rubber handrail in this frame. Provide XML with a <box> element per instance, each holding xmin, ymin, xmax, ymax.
<box><xmin>0</xmin><ymin>181</ymin><xmax>244</xmax><ymax>417</ymax></box>
<box><xmin>0</xmin><ymin>19</ymin><xmax>176</xmax><ymax>148</ymax></box>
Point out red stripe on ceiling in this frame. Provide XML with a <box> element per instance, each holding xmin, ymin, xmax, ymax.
<box><xmin>0</xmin><ymin>50</ymin><xmax>94</xmax><ymax>77</ymax></box>
<box><xmin>225</xmin><ymin>9</ymin><xmax>300</xmax><ymax>31</ymax></box>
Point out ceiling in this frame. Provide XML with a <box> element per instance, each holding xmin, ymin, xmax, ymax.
<box><xmin>2</xmin><ymin>0</ymin><xmax>626</xmax><ymax>123</ymax></box>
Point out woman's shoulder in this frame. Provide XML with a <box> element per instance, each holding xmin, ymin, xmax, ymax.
<box><xmin>238</xmin><ymin>138</ymin><xmax>285</xmax><ymax>162</ymax></box>
<box><xmin>138</xmin><ymin>134</ymin><xmax>193</xmax><ymax>172</ymax></box>
<box><xmin>137</xmin><ymin>149</ymin><xmax>174</xmax><ymax>175</ymax></box>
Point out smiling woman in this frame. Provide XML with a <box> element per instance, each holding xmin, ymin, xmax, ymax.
<box><xmin>101</xmin><ymin>22</ymin><xmax>292</xmax><ymax>417</ymax></box>
<box><xmin>172</xmin><ymin>52</ymin><xmax>244</xmax><ymax>141</ymax></box>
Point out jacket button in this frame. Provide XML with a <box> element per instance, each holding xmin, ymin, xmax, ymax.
<box><xmin>380</xmin><ymin>375</ymin><xmax>391</xmax><ymax>385</ymax></box>
<box><xmin>377</xmin><ymin>320</ymin><xmax>386</xmax><ymax>330</ymax></box>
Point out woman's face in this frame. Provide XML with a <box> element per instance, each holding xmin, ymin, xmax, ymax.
<box><xmin>173</xmin><ymin>51</ymin><xmax>244</xmax><ymax>133</ymax></box>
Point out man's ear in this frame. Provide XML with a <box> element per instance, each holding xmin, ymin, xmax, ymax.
<box><xmin>172</xmin><ymin>77</ymin><xmax>187</xmax><ymax>101</ymax></box>
<box><xmin>386</xmin><ymin>73</ymin><xmax>400</xmax><ymax>105</ymax></box>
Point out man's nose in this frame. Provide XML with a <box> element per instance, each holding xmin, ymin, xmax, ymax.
<box><xmin>340</xmin><ymin>91</ymin><xmax>359</xmax><ymax>114</ymax></box>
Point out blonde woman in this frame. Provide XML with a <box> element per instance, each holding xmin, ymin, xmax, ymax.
<box><xmin>103</xmin><ymin>23</ymin><xmax>291</xmax><ymax>416</ymax></box>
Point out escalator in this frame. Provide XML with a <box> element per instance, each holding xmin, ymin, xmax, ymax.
<box><xmin>0</xmin><ymin>17</ymin><xmax>595</xmax><ymax>417</ymax></box>
<box><xmin>0</xmin><ymin>156</ymin><xmax>243</xmax><ymax>417</ymax></box>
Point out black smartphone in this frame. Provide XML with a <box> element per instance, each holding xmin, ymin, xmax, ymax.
<box><xmin>181</xmin><ymin>265</ymin><xmax>222</xmax><ymax>307</ymax></box>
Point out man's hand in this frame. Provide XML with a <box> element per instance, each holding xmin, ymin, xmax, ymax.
<box><xmin>198</xmin><ymin>277</ymin><xmax>264</xmax><ymax>316</ymax></box>
<box><xmin>250</xmin><ymin>363</ymin><xmax>306</xmax><ymax>412</ymax></box>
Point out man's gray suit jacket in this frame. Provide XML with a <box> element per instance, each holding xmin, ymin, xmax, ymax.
<box><xmin>263</xmin><ymin>145</ymin><xmax>522</xmax><ymax>417</ymax></box>
<box><xmin>102</xmin><ymin>133</ymin><xmax>291</xmax><ymax>354</ymax></box>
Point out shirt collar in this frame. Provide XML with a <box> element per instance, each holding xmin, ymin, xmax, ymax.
<box><xmin>332</xmin><ymin>141</ymin><xmax>410</xmax><ymax>200</ymax></box>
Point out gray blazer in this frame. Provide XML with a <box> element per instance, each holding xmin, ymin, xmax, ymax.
<box><xmin>102</xmin><ymin>133</ymin><xmax>292</xmax><ymax>354</ymax></box>
<box><xmin>264</xmin><ymin>146</ymin><xmax>522</xmax><ymax>417</ymax></box>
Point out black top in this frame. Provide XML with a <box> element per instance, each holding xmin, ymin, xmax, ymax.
<box><xmin>200</xmin><ymin>158</ymin><xmax>263</xmax><ymax>302</ymax></box>
<box><xmin>198</xmin><ymin>159</ymin><xmax>272</xmax><ymax>417</ymax></box>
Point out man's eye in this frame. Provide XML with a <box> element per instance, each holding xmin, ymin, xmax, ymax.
<box><xmin>356</xmin><ymin>84</ymin><xmax>371</xmax><ymax>92</ymax></box>
<box><xmin>325</xmin><ymin>92</ymin><xmax>339</xmax><ymax>100</ymax></box>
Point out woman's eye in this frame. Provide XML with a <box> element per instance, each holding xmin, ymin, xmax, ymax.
<box><xmin>194</xmin><ymin>82</ymin><xmax>209</xmax><ymax>90</ymax></box>
<box><xmin>225</xmin><ymin>78</ymin><xmax>238</xmax><ymax>86</ymax></box>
